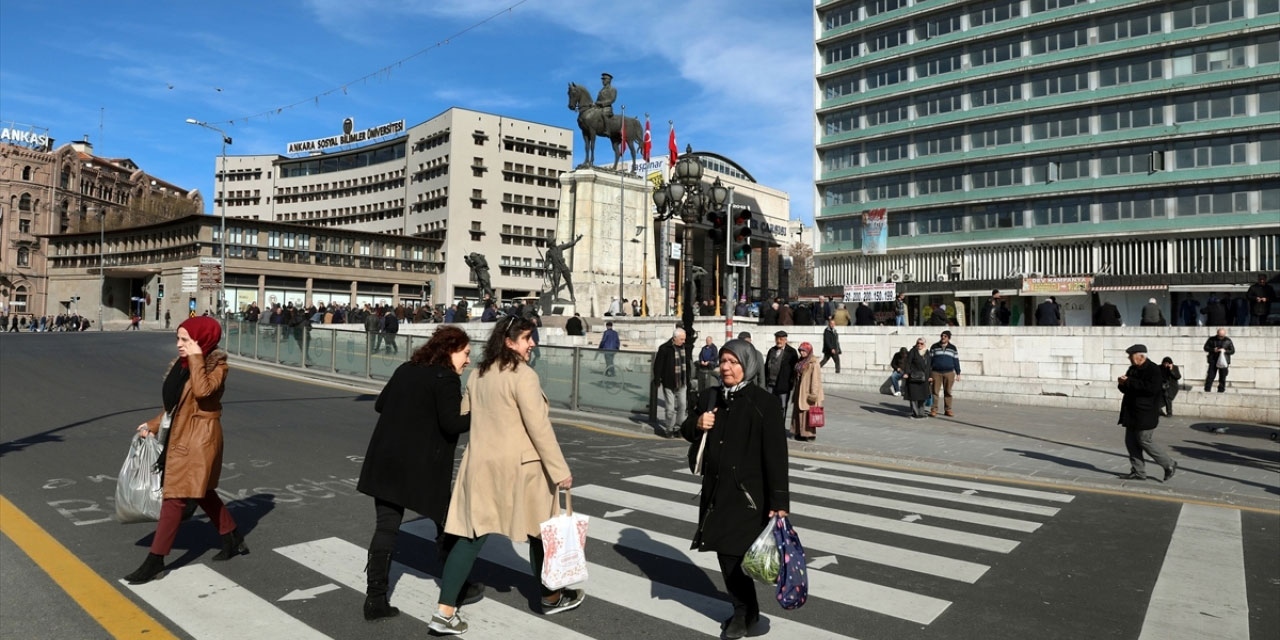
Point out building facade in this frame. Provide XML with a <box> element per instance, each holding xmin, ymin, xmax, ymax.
<box><xmin>812</xmin><ymin>0</ymin><xmax>1280</xmax><ymax>323</ymax></box>
<box><xmin>1</xmin><ymin>130</ymin><xmax>202</xmax><ymax>319</ymax></box>
<box><xmin>43</xmin><ymin>214</ymin><xmax>445</xmax><ymax>327</ymax></box>
<box><xmin>213</xmin><ymin>108</ymin><xmax>572</xmax><ymax>305</ymax></box>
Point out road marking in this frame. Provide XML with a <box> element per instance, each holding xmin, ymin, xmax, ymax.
<box><xmin>0</xmin><ymin>495</ymin><xmax>179</xmax><ymax>640</ymax></box>
<box><xmin>636</xmin><ymin>474</ymin><xmax>1044</xmax><ymax>532</ymax></box>
<box><xmin>632</xmin><ymin>475</ymin><xmax>1020</xmax><ymax>553</ymax></box>
<box><xmin>400</xmin><ymin>519</ymin><xmax>857</xmax><ymax>639</ymax></box>
<box><xmin>572</xmin><ymin>484</ymin><xmax>988</xmax><ymax>583</ymax></box>
<box><xmin>792</xmin><ymin>457</ymin><xmax>1075</xmax><ymax>503</ymax></box>
<box><xmin>122</xmin><ymin>563</ymin><xmax>332</xmax><ymax>639</ymax></box>
<box><xmin>1137</xmin><ymin>505</ymin><xmax>1250</xmax><ymax>640</ymax></box>
<box><xmin>278</xmin><ymin>583</ymin><xmax>341</xmax><ymax>601</ymax></box>
<box><xmin>275</xmin><ymin>537</ymin><xmax>595</xmax><ymax>639</ymax></box>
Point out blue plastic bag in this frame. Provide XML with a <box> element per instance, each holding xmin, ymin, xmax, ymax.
<box><xmin>772</xmin><ymin>516</ymin><xmax>808</xmax><ymax>610</ymax></box>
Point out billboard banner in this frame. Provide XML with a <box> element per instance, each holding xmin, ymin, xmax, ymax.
<box><xmin>1022</xmin><ymin>277</ymin><xmax>1092</xmax><ymax>295</ymax></box>
<box><xmin>843</xmin><ymin>283</ymin><xmax>895</xmax><ymax>303</ymax></box>
<box><xmin>861</xmin><ymin>208</ymin><xmax>888</xmax><ymax>255</ymax></box>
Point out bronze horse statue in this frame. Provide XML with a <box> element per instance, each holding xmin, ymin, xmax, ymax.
<box><xmin>568</xmin><ymin>82</ymin><xmax>642</xmax><ymax>171</ymax></box>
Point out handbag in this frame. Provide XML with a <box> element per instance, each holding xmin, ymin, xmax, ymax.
<box><xmin>688</xmin><ymin>432</ymin><xmax>707</xmax><ymax>475</ymax></box>
<box><xmin>772</xmin><ymin>516</ymin><xmax>809</xmax><ymax>610</ymax></box>
<box><xmin>806</xmin><ymin>407</ymin><xmax>825</xmax><ymax>429</ymax></box>
<box><xmin>538</xmin><ymin>488</ymin><xmax>590</xmax><ymax>590</ymax></box>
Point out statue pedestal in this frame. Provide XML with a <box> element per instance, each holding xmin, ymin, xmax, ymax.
<box><xmin>556</xmin><ymin>168</ymin><xmax>664</xmax><ymax>317</ymax></box>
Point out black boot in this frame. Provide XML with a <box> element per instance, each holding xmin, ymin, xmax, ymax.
<box><xmin>124</xmin><ymin>553</ymin><xmax>166</xmax><ymax>584</ymax></box>
<box><xmin>364</xmin><ymin>551</ymin><xmax>400</xmax><ymax>621</ymax></box>
<box><xmin>723</xmin><ymin>611</ymin><xmax>749</xmax><ymax>639</ymax></box>
<box><xmin>212</xmin><ymin>529</ymin><xmax>249</xmax><ymax>561</ymax></box>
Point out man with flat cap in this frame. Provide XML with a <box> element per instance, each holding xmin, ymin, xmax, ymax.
<box><xmin>1117</xmin><ymin>344</ymin><xmax>1177</xmax><ymax>482</ymax></box>
<box><xmin>764</xmin><ymin>331</ymin><xmax>799</xmax><ymax>424</ymax></box>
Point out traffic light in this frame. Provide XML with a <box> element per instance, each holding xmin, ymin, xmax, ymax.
<box><xmin>726</xmin><ymin>207</ymin><xmax>753</xmax><ymax>267</ymax></box>
<box><xmin>157</xmin><ymin>283</ymin><xmax>165</xmax><ymax>299</ymax></box>
<box><xmin>705</xmin><ymin>208</ymin><xmax>726</xmax><ymax>244</ymax></box>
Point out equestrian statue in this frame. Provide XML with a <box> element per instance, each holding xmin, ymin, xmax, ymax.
<box><xmin>568</xmin><ymin>73</ymin><xmax>642</xmax><ymax>171</ymax></box>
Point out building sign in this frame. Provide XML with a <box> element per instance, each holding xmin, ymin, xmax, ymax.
<box><xmin>285</xmin><ymin>117</ymin><xmax>405</xmax><ymax>154</ymax></box>
<box><xmin>844</xmin><ymin>283</ymin><xmax>895</xmax><ymax>303</ymax></box>
<box><xmin>1</xmin><ymin>122</ymin><xmax>52</xmax><ymax>151</ymax></box>
<box><xmin>861</xmin><ymin>208</ymin><xmax>888</xmax><ymax>256</ymax></box>
<box><xmin>181</xmin><ymin>266</ymin><xmax>199</xmax><ymax>293</ymax></box>
<box><xmin>198</xmin><ymin>257</ymin><xmax>222</xmax><ymax>290</ymax></box>
<box><xmin>1022</xmin><ymin>277</ymin><xmax>1092</xmax><ymax>294</ymax></box>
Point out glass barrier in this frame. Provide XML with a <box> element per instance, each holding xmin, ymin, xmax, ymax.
<box><xmin>256</xmin><ymin>324</ymin><xmax>279</xmax><ymax>362</ymax></box>
<box><xmin>527</xmin><ymin>345</ymin><xmax>575</xmax><ymax>410</ymax></box>
<box><xmin>334</xmin><ymin>330</ymin><xmax>370</xmax><ymax>378</ymax></box>
<box><xmin>576</xmin><ymin>348</ymin><xmax>653</xmax><ymax>416</ymax></box>
<box><xmin>278</xmin><ymin>326</ymin><xmax>304</xmax><ymax>367</ymax></box>
<box><xmin>307</xmin><ymin>328</ymin><xmax>335</xmax><ymax>372</ymax></box>
<box><xmin>369</xmin><ymin>334</ymin><xmax>410</xmax><ymax>380</ymax></box>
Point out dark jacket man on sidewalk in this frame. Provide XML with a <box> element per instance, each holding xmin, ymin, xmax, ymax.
<box><xmin>927</xmin><ymin>331</ymin><xmax>961</xmax><ymax>417</ymax></box>
<box><xmin>1093</xmin><ymin>301</ymin><xmax>1122</xmax><ymax>327</ymax></box>
<box><xmin>854</xmin><ymin>302</ymin><xmax>876</xmax><ymax>326</ymax></box>
<box><xmin>653</xmin><ymin>329</ymin><xmax>689</xmax><ymax>435</ymax></box>
<box><xmin>821</xmin><ymin>319</ymin><xmax>842</xmax><ymax>373</ymax></box>
<box><xmin>1117</xmin><ymin>344</ymin><xmax>1176</xmax><ymax>481</ymax></box>
<box><xmin>1203</xmin><ymin>328</ymin><xmax>1235</xmax><ymax>392</ymax></box>
<box><xmin>1246</xmin><ymin>274</ymin><xmax>1275</xmax><ymax>325</ymax></box>
<box><xmin>1035</xmin><ymin>298</ymin><xmax>1061</xmax><ymax>326</ymax></box>
<box><xmin>764</xmin><ymin>331</ymin><xmax>799</xmax><ymax>422</ymax></box>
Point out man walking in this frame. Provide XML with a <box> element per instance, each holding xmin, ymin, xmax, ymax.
<box><xmin>894</xmin><ymin>293</ymin><xmax>908</xmax><ymax>326</ymax></box>
<box><xmin>1203</xmin><ymin>328</ymin><xmax>1234</xmax><ymax>393</ymax></box>
<box><xmin>821</xmin><ymin>318</ymin><xmax>841</xmax><ymax>373</ymax></box>
<box><xmin>652</xmin><ymin>328</ymin><xmax>688</xmax><ymax>437</ymax></box>
<box><xmin>1117</xmin><ymin>344</ymin><xmax>1177</xmax><ymax>481</ymax></box>
<box><xmin>927</xmin><ymin>330</ymin><xmax>961</xmax><ymax>417</ymax></box>
<box><xmin>1246</xmin><ymin>273</ymin><xmax>1275</xmax><ymax>325</ymax></box>
<box><xmin>697</xmin><ymin>335</ymin><xmax>718</xmax><ymax>392</ymax></box>
<box><xmin>598</xmin><ymin>321</ymin><xmax>620</xmax><ymax>376</ymax></box>
<box><xmin>764</xmin><ymin>331</ymin><xmax>799</xmax><ymax>422</ymax></box>
<box><xmin>164</xmin><ymin>310</ymin><xmax>171</xmax><ymax>330</ymax></box>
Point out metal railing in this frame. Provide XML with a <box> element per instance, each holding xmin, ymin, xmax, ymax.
<box><xmin>223</xmin><ymin>320</ymin><xmax>657</xmax><ymax>417</ymax></box>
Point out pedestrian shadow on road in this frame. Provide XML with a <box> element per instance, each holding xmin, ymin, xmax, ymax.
<box><xmin>1172</xmin><ymin>441</ymin><xmax>1280</xmax><ymax>473</ymax></box>
<box><xmin>611</xmin><ymin>527</ymin><xmax>728</xmax><ymax>622</ymax></box>
<box><xmin>0</xmin><ymin>405</ymin><xmax>158</xmax><ymax>458</ymax></box>
<box><xmin>861</xmin><ymin>402</ymin><xmax>912</xmax><ymax>418</ymax></box>
<box><xmin>1188</xmin><ymin>422</ymin><xmax>1279</xmax><ymax>440</ymax></box>
<box><xmin>1003</xmin><ymin>448</ymin><xmax>1125</xmax><ymax>477</ymax></box>
<box><xmin>133</xmin><ymin>493</ymin><xmax>277</xmax><ymax>571</ymax></box>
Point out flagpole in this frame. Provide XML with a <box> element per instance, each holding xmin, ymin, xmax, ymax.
<box><xmin>618</xmin><ymin>105</ymin><xmax>626</xmax><ymax>313</ymax></box>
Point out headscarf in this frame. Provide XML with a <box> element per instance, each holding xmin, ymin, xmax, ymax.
<box><xmin>719</xmin><ymin>339</ymin><xmax>761</xmax><ymax>394</ymax></box>
<box><xmin>795</xmin><ymin>342</ymin><xmax>814</xmax><ymax>376</ymax></box>
<box><xmin>178</xmin><ymin>316</ymin><xmax>222</xmax><ymax>368</ymax></box>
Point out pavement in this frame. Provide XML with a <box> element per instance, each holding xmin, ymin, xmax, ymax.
<box><xmin>2</xmin><ymin>332</ymin><xmax>1278</xmax><ymax>640</ymax></box>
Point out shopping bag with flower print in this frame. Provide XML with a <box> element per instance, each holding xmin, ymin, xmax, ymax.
<box><xmin>539</xmin><ymin>488</ymin><xmax>589</xmax><ymax>590</ymax></box>
<box><xmin>772</xmin><ymin>516</ymin><xmax>808</xmax><ymax>610</ymax></box>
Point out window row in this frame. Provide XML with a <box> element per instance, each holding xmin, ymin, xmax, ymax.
<box><xmin>279</xmin><ymin>143</ymin><xmax>406</xmax><ymax>178</ymax></box>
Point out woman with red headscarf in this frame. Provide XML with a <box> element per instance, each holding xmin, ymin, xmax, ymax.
<box><xmin>124</xmin><ymin>316</ymin><xmax>246</xmax><ymax>584</ymax></box>
<box><xmin>790</xmin><ymin>342</ymin><xmax>825</xmax><ymax>442</ymax></box>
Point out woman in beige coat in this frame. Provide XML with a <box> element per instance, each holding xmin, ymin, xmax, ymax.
<box><xmin>430</xmin><ymin>316</ymin><xmax>581</xmax><ymax>635</ymax></box>
<box><xmin>791</xmin><ymin>342</ymin><xmax>825</xmax><ymax>441</ymax></box>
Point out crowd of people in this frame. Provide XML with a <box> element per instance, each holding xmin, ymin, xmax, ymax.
<box><xmin>1</xmin><ymin>312</ymin><xmax>92</xmax><ymax>332</ymax></box>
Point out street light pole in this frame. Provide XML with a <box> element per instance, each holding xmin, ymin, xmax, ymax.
<box><xmin>185</xmin><ymin>119</ymin><xmax>232</xmax><ymax>318</ymax></box>
<box><xmin>96</xmin><ymin>207</ymin><xmax>104</xmax><ymax>331</ymax></box>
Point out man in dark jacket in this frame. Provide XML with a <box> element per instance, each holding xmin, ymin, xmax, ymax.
<box><xmin>1093</xmin><ymin>301</ymin><xmax>1122</xmax><ymax>326</ymax></box>
<box><xmin>1246</xmin><ymin>273</ymin><xmax>1276</xmax><ymax>325</ymax></box>
<box><xmin>764</xmin><ymin>331</ymin><xmax>799</xmax><ymax>422</ymax></box>
<box><xmin>980</xmin><ymin>291</ymin><xmax>1001</xmax><ymax>326</ymax></box>
<box><xmin>1203</xmin><ymin>328</ymin><xmax>1235</xmax><ymax>393</ymax></box>
<box><xmin>1201</xmin><ymin>297</ymin><xmax>1228</xmax><ymax>326</ymax></box>
<box><xmin>927</xmin><ymin>331</ymin><xmax>961</xmax><ymax>417</ymax></box>
<box><xmin>1160</xmin><ymin>357</ymin><xmax>1182</xmax><ymax>417</ymax></box>
<box><xmin>759</xmin><ymin>302</ymin><xmax>778</xmax><ymax>326</ymax></box>
<box><xmin>565</xmin><ymin>313</ymin><xmax>585</xmax><ymax>336</ymax></box>
<box><xmin>927</xmin><ymin>303</ymin><xmax>951</xmax><ymax>326</ymax></box>
<box><xmin>1035</xmin><ymin>298</ymin><xmax>1061</xmax><ymax>326</ymax></box>
<box><xmin>777</xmin><ymin>301</ymin><xmax>794</xmax><ymax>326</ymax></box>
<box><xmin>1139</xmin><ymin>298</ymin><xmax>1165</xmax><ymax>326</ymax></box>
<box><xmin>599</xmin><ymin>321</ymin><xmax>620</xmax><ymax>376</ymax></box>
<box><xmin>813</xmin><ymin>296</ymin><xmax>831</xmax><ymax>326</ymax></box>
<box><xmin>793</xmin><ymin>302</ymin><xmax>812</xmax><ymax>326</ymax></box>
<box><xmin>381</xmin><ymin>311</ymin><xmax>399</xmax><ymax>354</ymax></box>
<box><xmin>820</xmin><ymin>318</ymin><xmax>841</xmax><ymax>373</ymax></box>
<box><xmin>1117</xmin><ymin>344</ymin><xmax>1176</xmax><ymax>481</ymax></box>
<box><xmin>854</xmin><ymin>302</ymin><xmax>876</xmax><ymax>326</ymax></box>
<box><xmin>653</xmin><ymin>329</ymin><xmax>689</xmax><ymax>436</ymax></box>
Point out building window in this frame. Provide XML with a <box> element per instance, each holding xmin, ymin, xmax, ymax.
<box><xmin>1033</xmin><ymin>199</ymin><xmax>1090</xmax><ymax>226</ymax></box>
<box><xmin>1171</xmin><ymin>40</ymin><xmax>1248</xmax><ymax>77</ymax></box>
<box><xmin>825</xmin><ymin>38</ymin><xmax>857</xmax><ymax>65</ymax></box>
<box><xmin>1029</xmin><ymin>65</ymin><xmax>1090</xmax><ymax>97</ymax></box>
<box><xmin>867</xmin><ymin>137</ymin><xmax>909</xmax><ymax>164</ymax></box>
<box><xmin>865</xmin><ymin>61</ymin><xmax>908</xmax><ymax>90</ymax></box>
<box><xmin>18</xmin><ymin>219</ymin><xmax>31</xmax><ymax>234</ymax></box>
<box><xmin>1098</xmin><ymin>55</ymin><xmax>1163</xmax><ymax>87</ymax></box>
<box><xmin>916</xmin><ymin>9</ymin><xmax>961</xmax><ymax>40</ymax></box>
<box><xmin>970</xmin><ymin>204</ymin><xmax>1023</xmax><ymax>230</ymax></box>
<box><xmin>916</xmin><ymin>128</ymin><xmax>963</xmax><ymax>157</ymax></box>
<box><xmin>13</xmin><ymin>287</ymin><xmax>27</xmax><ymax>310</ymax></box>
<box><xmin>969</xmin><ymin>0</ymin><xmax>1020</xmax><ymax>27</ymax></box>
<box><xmin>866</xmin><ymin>176</ymin><xmax>908</xmax><ymax>201</ymax></box>
<box><xmin>1175</xmin><ymin>184</ymin><xmax>1251</xmax><ymax>216</ymax></box>
<box><xmin>822</xmin><ymin>144</ymin><xmax>860</xmax><ymax>172</ymax></box>
<box><xmin>824</xmin><ymin>71</ymin><xmax>859</xmax><ymax>100</ymax></box>
<box><xmin>1173</xmin><ymin>136</ymin><xmax>1248</xmax><ymax>170</ymax></box>
<box><xmin>970</xmin><ymin>80</ymin><xmax>1021</xmax><ymax>108</ymax></box>
<box><xmin>1029</xmin><ymin>25</ymin><xmax>1088</xmax><ymax>55</ymax></box>
<box><xmin>918</xmin><ymin>208</ymin><xmax>964</xmax><ymax>235</ymax></box>
<box><xmin>1258</xmin><ymin>33</ymin><xmax>1280</xmax><ymax>65</ymax></box>
<box><xmin>821</xmin><ymin>4</ymin><xmax>857</xmax><ymax>31</ymax></box>
<box><xmin>1100</xmin><ymin>191</ymin><xmax>1160</xmax><ymax>221</ymax></box>
<box><xmin>970</xmin><ymin>161</ymin><xmax>1023</xmax><ymax>190</ymax></box>
<box><xmin>823</xmin><ymin>182</ymin><xmax>860</xmax><ymax>208</ymax></box>
<box><xmin>970</xmin><ymin>119</ymin><xmax>1023</xmax><ymax>149</ymax></box>
<box><xmin>1175</xmin><ymin>87</ymin><xmax>1249</xmax><ymax>123</ymax></box>
<box><xmin>1100</xmin><ymin>100</ymin><xmax>1164</xmax><ymax>132</ymax></box>
<box><xmin>1172</xmin><ymin>0</ymin><xmax>1245</xmax><ymax>29</ymax></box>
<box><xmin>865</xmin><ymin>98</ymin><xmax>909</xmax><ymax>127</ymax></box>
<box><xmin>1030</xmin><ymin>110</ymin><xmax>1090</xmax><ymax>140</ymax></box>
<box><xmin>823</xmin><ymin>107</ymin><xmax>860</xmax><ymax>136</ymax></box>
<box><xmin>866</xmin><ymin>26</ymin><xmax>908</xmax><ymax>53</ymax></box>
<box><xmin>18</xmin><ymin>193</ymin><xmax>32</xmax><ymax>211</ymax></box>
<box><xmin>1098</xmin><ymin>7</ymin><xmax>1161</xmax><ymax>42</ymax></box>
<box><xmin>915</xmin><ymin>51</ymin><xmax>961</xmax><ymax>80</ymax></box>
<box><xmin>970</xmin><ymin>37</ymin><xmax>1021</xmax><ymax>67</ymax></box>
<box><xmin>1261</xmin><ymin>0</ymin><xmax>1280</xmax><ymax>14</ymax></box>
<box><xmin>916</xmin><ymin>170</ymin><xmax>964</xmax><ymax>195</ymax></box>
<box><xmin>1100</xmin><ymin>146</ymin><xmax>1161</xmax><ymax>176</ymax></box>
<box><xmin>1030</xmin><ymin>0</ymin><xmax>1081</xmax><ymax>12</ymax></box>
<box><xmin>916</xmin><ymin>87</ymin><xmax>963</xmax><ymax>118</ymax></box>
<box><xmin>1261</xmin><ymin>134</ymin><xmax>1280</xmax><ymax>164</ymax></box>
<box><xmin>17</xmin><ymin>247</ymin><xmax>30</xmax><ymax>267</ymax></box>
<box><xmin>1033</xmin><ymin>153</ymin><xmax>1091</xmax><ymax>183</ymax></box>
<box><xmin>865</xmin><ymin>0</ymin><xmax>906</xmax><ymax>18</ymax></box>
<box><xmin>21</xmin><ymin>166</ymin><xmax>32</xmax><ymax>181</ymax></box>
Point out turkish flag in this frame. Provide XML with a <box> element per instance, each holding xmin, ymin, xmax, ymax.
<box><xmin>643</xmin><ymin>117</ymin><xmax>652</xmax><ymax>162</ymax></box>
<box><xmin>668</xmin><ymin>123</ymin><xmax>678</xmax><ymax>167</ymax></box>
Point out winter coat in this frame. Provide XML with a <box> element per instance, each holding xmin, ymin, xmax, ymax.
<box><xmin>444</xmin><ymin>363</ymin><xmax>571</xmax><ymax>541</ymax></box>
<box><xmin>822</xmin><ymin>327</ymin><xmax>841</xmax><ymax>356</ymax></box>
<box><xmin>1035</xmin><ymin>301</ymin><xmax>1060</xmax><ymax>326</ymax></box>
<box><xmin>598</xmin><ymin>329</ymin><xmax>620</xmax><ymax>351</ymax></box>
<box><xmin>759</xmin><ymin>306</ymin><xmax>778</xmax><ymax>326</ymax></box>
<box><xmin>1161</xmin><ymin>364</ymin><xmax>1182</xmax><ymax>400</ymax></box>
<box><xmin>832</xmin><ymin>308</ymin><xmax>852</xmax><ymax>326</ymax></box>
<box><xmin>565</xmin><ymin>316</ymin><xmax>584</xmax><ymax>336</ymax></box>
<box><xmin>1094</xmin><ymin>303</ymin><xmax>1122</xmax><ymax>327</ymax></box>
<box><xmin>855</xmin><ymin>305</ymin><xmax>876</xmax><ymax>325</ymax></box>
<box><xmin>143</xmin><ymin>350</ymin><xmax>228</xmax><ymax>499</ymax></box>
<box><xmin>793</xmin><ymin>305</ymin><xmax>812</xmax><ymax>326</ymax></box>
<box><xmin>653</xmin><ymin>339</ymin><xmax>688</xmax><ymax>390</ymax></box>
<box><xmin>1203</xmin><ymin>336</ymin><xmax>1235</xmax><ymax>366</ymax></box>
<box><xmin>778</xmin><ymin>305</ymin><xmax>794</xmax><ymax>326</ymax></box>
<box><xmin>903</xmin><ymin>348</ymin><xmax>932</xmax><ymax>403</ymax></box>
<box><xmin>791</xmin><ymin>355</ymin><xmax>824</xmax><ymax>411</ymax></box>
<box><xmin>1202</xmin><ymin>302</ymin><xmax>1228</xmax><ymax>326</ymax></box>
<box><xmin>1140</xmin><ymin>302</ymin><xmax>1166</xmax><ymax>326</ymax></box>
<box><xmin>681</xmin><ymin>384</ymin><xmax>789</xmax><ymax>555</ymax></box>
<box><xmin>357</xmin><ymin>363</ymin><xmax>470</xmax><ymax>523</ymax></box>
<box><xmin>1118</xmin><ymin>359</ymin><xmax>1162</xmax><ymax>430</ymax></box>
<box><xmin>764</xmin><ymin>344</ymin><xmax>799</xmax><ymax>395</ymax></box>
<box><xmin>1246</xmin><ymin>282</ymin><xmax>1276</xmax><ymax>317</ymax></box>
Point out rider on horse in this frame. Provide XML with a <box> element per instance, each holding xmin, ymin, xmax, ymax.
<box><xmin>595</xmin><ymin>73</ymin><xmax>616</xmax><ymax>126</ymax></box>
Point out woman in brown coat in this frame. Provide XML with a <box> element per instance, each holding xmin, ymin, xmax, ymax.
<box><xmin>124</xmin><ymin>316</ymin><xmax>246</xmax><ymax>584</ymax></box>
<box><xmin>429</xmin><ymin>316</ymin><xmax>580</xmax><ymax>635</ymax></box>
<box><xmin>791</xmin><ymin>342</ymin><xmax>825</xmax><ymax>441</ymax></box>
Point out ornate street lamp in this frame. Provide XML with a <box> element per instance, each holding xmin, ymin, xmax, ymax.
<box><xmin>652</xmin><ymin>145</ymin><xmax>730</xmax><ymax>397</ymax></box>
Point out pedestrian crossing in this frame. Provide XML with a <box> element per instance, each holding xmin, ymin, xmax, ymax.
<box><xmin>112</xmin><ymin>456</ymin><xmax>1258</xmax><ymax>640</ymax></box>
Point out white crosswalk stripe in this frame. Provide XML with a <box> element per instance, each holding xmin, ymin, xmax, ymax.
<box><xmin>791</xmin><ymin>458</ymin><xmax>1076</xmax><ymax>503</ymax></box>
<box><xmin>122</xmin><ymin>563</ymin><xmax>334</xmax><ymax>640</ymax></box>
<box><xmin>787</xmin><ymin>468</ymin><xmax>1063</xmax><ymax>516</ymax></box>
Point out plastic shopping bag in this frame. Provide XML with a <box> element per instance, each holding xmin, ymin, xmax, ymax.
<box><xmin>115</xmin><ymin>434</ymin><xmax>164</xmax><ymax>524</ymax></box>
<box><xmin>772</xmin><ymin>516</ymin><xmax>808</xmax><ymax>610</ymax></box>
<box><xmin>742</xmin><ymin>515</ymin><xmax>780</xmax><ymax>585</ymax></box>
<box><xmin>539</xmin><ymin>488</ymin><xmax>589</xmax><ymax>590</ymax></box>
<box><xmin>1216</xmin><ymin>351</ymin><xmax>1229</xmax><ymax>369</ymax></box>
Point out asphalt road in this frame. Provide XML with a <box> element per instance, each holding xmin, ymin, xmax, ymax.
<box><xmin>1</xmin><ymin>332</ymin><xmax>1277</xmax><ymax>640</ymax></box>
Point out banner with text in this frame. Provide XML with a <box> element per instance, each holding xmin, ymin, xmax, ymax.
<box><xmin>861</xmin><ymin>208</ymin><xmax>888</xmax><ymax>255</ymax></box>
<box><xmin>843</xmin><ymin>283</ymin><xmax>896</xmax><ymax>303</ymax></box>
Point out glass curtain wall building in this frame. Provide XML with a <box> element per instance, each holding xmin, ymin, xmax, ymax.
<box><xmin>812</xmin><ymin>0</ymin><xmax>1280</xmax><ymax>323</ymax></box>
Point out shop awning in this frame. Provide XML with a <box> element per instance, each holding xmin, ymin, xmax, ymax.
<box><xmin>1167</xmin><ymin>284</ymin><xmax>1249</xmax><ymax>292</ymax></box>
<box><xmin>1091</xmin><ymin>284</ymin><xmax>1169</xmax><ymax>292</ymax></box>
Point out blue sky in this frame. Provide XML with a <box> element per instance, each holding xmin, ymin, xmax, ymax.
<box><xmin>0</xmin><ymin>0</ymin><xmax>816</xmax><ymax>223</ymax></box>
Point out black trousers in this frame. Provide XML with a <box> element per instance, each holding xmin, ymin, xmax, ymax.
<box><xmin>820</xmin><ymin>352</ymin><xmax>840</xmax><ymax>372</ymax></box>
<box><xmin>1204</xmin><ymin>365</ymin><xmax>1228</xmax><ymax>391</ymax></box>
<box><xmin>716</xmin><ymin>553</ymin><xmax>758</xmax><ymax>617</ymax></box>
<box><xmin>369</xmin><ymin>498</ymin><xmax>405</xmax><ymax>557</ymax></box>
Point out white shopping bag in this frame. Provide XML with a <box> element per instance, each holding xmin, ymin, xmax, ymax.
<box><xmin>1216</xmin><ymin>351</ymin><xmax>1229</xmax><ymax>369</ymax></box>
<box><xmin>539</xmin><ymin>488</ymin><xmax>589</xmax><ymax>590</ymax></box>
<box><xmin>115</xmin><ymin>434</ymin><xmax>164</xmax><ymax>523</ymax></box>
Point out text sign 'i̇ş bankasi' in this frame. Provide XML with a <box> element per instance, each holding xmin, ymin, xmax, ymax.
<box><xmin>285</xmin><ymin>118</ymin><xmax>405</xmax><ymax>154</ymax></box>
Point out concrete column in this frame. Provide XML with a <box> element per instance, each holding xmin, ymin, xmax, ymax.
<box><xmin>257</xmin><ymin>274</ymin><xmax>266</xmax><ymax>308</ymax></box>
<box><xmin>349</xmin><ymin>280</ymin><xmax>358</xmax><ymax>307</ymax></box>
<box><xmin>392</xmin><ymin>283</ymin><xmax>400</xmax><ymax>305</ymax></box>
<box><xmin>305</xmin><ymin>278</ymin><xmax>314</xmax><ymax>306</ymax></box>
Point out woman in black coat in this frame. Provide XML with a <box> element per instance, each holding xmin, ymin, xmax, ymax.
<box><xmin>1159</xmin><ymin>357</ymin><xmax>1182</xmax><ymax>417</ymax></box>
<box><xmin>682</xmin><ymin>339</ymin><xmax>789</xmax><ymax>640</ymax></box>
<box><xmin>356</xmin><ymin>325</ymin><xmax>475</xmax><ymax>620</ymax></box>
<box><xmin>904</xmin><ymin>338</ymin><xmax>933</xmax><ymax>418</ymax></box>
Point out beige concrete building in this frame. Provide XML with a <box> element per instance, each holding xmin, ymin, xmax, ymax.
<box><xmin>213</xmin><ymin>108</ymin><xmax>572</xmax><ymax>305</ymax></box>
<box><xmin>1</xmin><ymin>128</ymin><xmax>202</xmax><ymax>319</ymax></box>
<box><xmin>44</xmin><ymin>214</ymin><xmax>445</xmax><ymax>327</ymax></box>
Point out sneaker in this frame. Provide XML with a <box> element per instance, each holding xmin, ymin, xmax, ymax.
<box><xmin>1163</xmin><ymin>462</ymin><xmax>1178</xmax><ymax>482</ymax></box>
<box><xmin>541</xmin><ymin>588</ymin><xmax>585</xmax><ymax>615</ymax></box>
<box><xmin>428</xmin><ymin>612</ymin><xmax>467</xmax><ymax>635</ymax></box>
<box><xmin>1118</xmin><ymin>472</ymin><xmax>1147</xmax><ymax>481</ymax></box>
<box><xmin>893</xmin><ymin>391</ymin><xmax>902</xmax><ymax>397</ymax></box>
